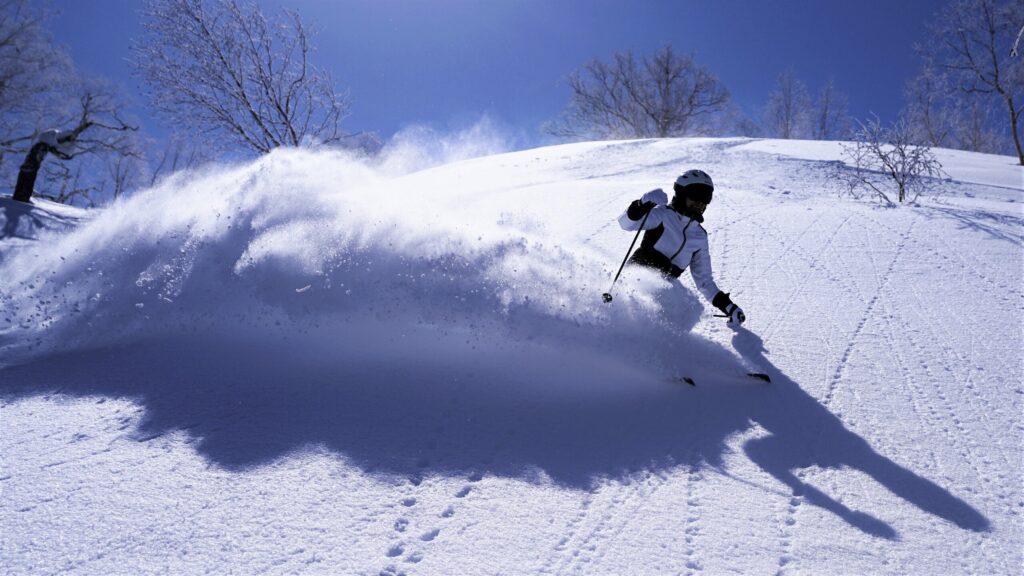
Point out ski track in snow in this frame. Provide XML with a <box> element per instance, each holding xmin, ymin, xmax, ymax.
<box><xmin>898</xmin><ymin>255</ymin><xmax>1016</xmax><ymax>475</ymax></box>
<box><xmin>536</xmin><ymin>489</ymin><xmax>594</xmax><ymax>574</ymax></box>
<box><xmin>790</xmin><ymin>207</ymin><xmax>1008</xmax><ymax>571</ymax></box>
<box><xmin>916</xmin><ymin>219</ymin><xmax>1022</xmax><ymax>300</ymax></box>
<box><xmin>889</xmin><ymin>311</ymin><xmax>1001</xmax><ymax>573</ymax></box>
<box><xmin>776</xmin><ymin>488</ymin><xmax>804</xmax><ymax>576</ymax></box>
<box><xmin>538</xmin><ymin>476</ymin><xmax>657</xmax><ymax>575</ymax></box>
<box><xmin>822</xmin><ymin>218</ymin><xmax>916</xmax><ymax>410</ymax></box>
<box><xmin>376</xmin><ymin>389</ymin><xmax>493</xmax><ymax>575</ymax></box>
<box><xmin>681</xmin><ymin>465</ymin><xmax>705</xmax><ymax>576</ymax></box>
<box><xmin>756</xmin><ymin>211</ymin><xmax>855</xmax><ymax>346</ymax></box>
<box><xmin>531</xmin><ymin>463</ymin><xmax>709</xmax><ymax>576</ymax></box>
<box><xmin>871</xmin><ymin>207</ymin><xmax>1020</xmax><ymax>486</ymax></box>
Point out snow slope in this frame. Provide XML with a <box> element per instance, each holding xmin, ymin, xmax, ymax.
<box><xmin>1</xmin><ymin>138</ymin><xmax>1021</xmax><ymax>575</ymax></box>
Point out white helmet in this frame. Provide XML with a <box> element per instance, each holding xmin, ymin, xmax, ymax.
<box><xmin>673</xmin><ymin>169</ymin><xmax>714</xmax><ymax>203</ymax></box>
<box><xmin>674</xmin><ymin>169</ymin><xmax>713</xmax><ymax>189</ymax></box>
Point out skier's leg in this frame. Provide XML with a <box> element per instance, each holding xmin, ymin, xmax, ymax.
<box><xmin>744</xmin><ymin>435</ymin><xmax>896</xmax><ymax>539</ymax></box>
<box><xmin>849</xmin><ymin>447</ymin><xmax>990</xmax><ymax>532</ymax></box>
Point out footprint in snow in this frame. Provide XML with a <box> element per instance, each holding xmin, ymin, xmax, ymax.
<box><xmin>455</xmin><ymin>486</ymin><xmax>472</xmax><ymax>498</ymax></box>
<box><xmin>420</xmin><ymin>528</ymin><xmax>440</xmax><ymax>542</ymax></box>
<box><xmin>385</xmin><ymin>544</ymin><xmax>404</xmax><ymax>558</ymax></box>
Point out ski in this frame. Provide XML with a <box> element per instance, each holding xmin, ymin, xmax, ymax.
<box><xmin>673</xmin><ymin>372</ymin><xmax>770</xmax><ymax>387</ymax></box>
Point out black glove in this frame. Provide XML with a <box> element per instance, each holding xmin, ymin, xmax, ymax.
<box><xmin>626</xmin><ymin>199</ymin><xmax>657</xmax><ymax>221</ymax></box>
<box><xmin>626</xmin><ymin>189</ymin><xmax>668</xmax><ymax>220</ymax></box>
<box><xmin>712</xmin><ymin>291</ymin><xmax>746</xmax><ymax>324</ymax></box>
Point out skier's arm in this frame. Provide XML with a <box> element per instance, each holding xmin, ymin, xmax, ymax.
<box><xmin>692</xmin><ymin>257</ymin><xmax>746</xmax><ymax>323</ymax></box>
<box><xmin>618</xmin><ymin>189</ymin><xmax>667</xmax><ymax>231</ymax></box>
<box><xmin>691</xmin><ymin>249</ymin><xmax>746</xmax><ymax>323</ymax></box>
<box><xmin>688</xmin><ymin>247</ymin><xmax>722</xmax><ymax>303</ymax></box>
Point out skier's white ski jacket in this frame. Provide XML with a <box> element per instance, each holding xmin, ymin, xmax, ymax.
<box><xmin>617</xmin><ymin>203</ymin><xmax>722</xmax><ymax>303</ymax></box>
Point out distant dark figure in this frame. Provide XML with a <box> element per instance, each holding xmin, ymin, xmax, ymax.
<box><xmin>12</xmin><ymin>129</ymin><xmax>74</xmax><ymax>203</ymax></box>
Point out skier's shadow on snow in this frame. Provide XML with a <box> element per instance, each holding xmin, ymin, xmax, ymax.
<box><xmin>0</xmin><ymin>317</ymin><xmax>989</xmax><ymax>541</ymax></box>
<box><xmin>728</xmin><ymin>328</ymin><xmax>989</xmax><ymax>539</ymax></box>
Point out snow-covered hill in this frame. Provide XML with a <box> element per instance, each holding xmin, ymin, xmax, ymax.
<box><xmin>1</xmin><ymin>138</ymin><xmax>1021</xmax><ymax>575</ymax></box>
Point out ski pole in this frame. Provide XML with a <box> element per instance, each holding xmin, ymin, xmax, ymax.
<box><xmin>602</xmin><ymin>209</ymin><xmax>650</xmax><ymax>303</ymax></box>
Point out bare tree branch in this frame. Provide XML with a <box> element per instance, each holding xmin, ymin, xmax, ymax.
<box><xmin>812</xmin><ymin>78</ymin><xmax>852</xmax><ymax>140</ymax></box>
<box><xmin>133</xmin><ymin>0</ymin><xmax>351</xmax><ymax>155</ymax></box>
<box><xmin>926</xmin><ymin>0</ymin><xmax>1023</xmax><ymax>164</ymax></box>
<box><xmin>763</xmin><ymin>70</ymin><xmax>812</xmax><ymax>140</ymax></box>
<box><xmin>547</xmin><ymin>45</ymin><xmax>729</xmax><ymax>140</ymax></box>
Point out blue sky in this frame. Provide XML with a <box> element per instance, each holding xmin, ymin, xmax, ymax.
<box><xmin>50</xmin><ymin>0</ymin><xmax>946</xmax><ymax>147</ymax></box>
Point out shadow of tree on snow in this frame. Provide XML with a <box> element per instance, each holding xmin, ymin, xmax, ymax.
<box><xmin>1</xmin><ymin>200</ymin><xmax>82</xmax><ymax>245</ymax></box>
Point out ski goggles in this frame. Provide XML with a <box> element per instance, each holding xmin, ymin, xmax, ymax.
<box><xmin>674</xmin><ymin>183</ymin><xmax>713</xmax><ymax>204</ymax></box>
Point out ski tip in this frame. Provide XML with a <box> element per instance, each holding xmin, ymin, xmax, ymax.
<box><xmin>747</xmin><ymin>372</ymin><xmax>771</xmax><ymax>383</ymax></box>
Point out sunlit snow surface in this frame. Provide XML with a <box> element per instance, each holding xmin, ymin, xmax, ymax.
<box><xmin>1</xmin><ymin>138</ymin><xmax>1021</xmax><ymax>575</ymax></box>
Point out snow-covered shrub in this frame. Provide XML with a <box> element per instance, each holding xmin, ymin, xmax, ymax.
<box><xmin>836</xmin><ymin>115</ymin><xmax>946</xmax><ymax>204</ymax></box>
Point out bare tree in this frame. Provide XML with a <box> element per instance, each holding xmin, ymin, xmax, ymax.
<box><xmin>763</xmin><ymin>70</ymin><xmax>812</xmax><ymax>140</ymax></box>
<box><xmin>715</xmin><ymin>102</ymin><xmax>762</xmax><ymax>137</ymax></box>
<box><xmin>546</xmin><ymin>45</ymin><xmax>730</xmax><ymax>139</ymax></box>
<box><xmin>61</xmin><ymin>89</ymin><xmax>140</xmax><ymax>158</ymax></box>
<box><xmin>812</xmin><ymin>78</ymin><xmax>852</xmax><ymax>140</ymax></box>
<box><xmin>954</xmin><ymin>98</ymin><xmax>1009</xmax><ymax>152</ymax></box>
<box><xmin>133</xmin><ymin>0</ymin><xmax>351</xmax><ymax>155</ymax></box>
<box><xmin>927</xmin><ymin>0</ymin><xmax>1023</xmax><ymax>164</ymax></box>
<box><xmin>904</xmin><ymin>59</ymin><xmax>956</xmax><ymax>148</ymax></box>
<box><xmin>30</xmin><ymin>86</ymin><xmax>144</xmax><ymax>205</ymax></box>
<box><xmin>837</xmin><ymin>115</ymin><xmax>946</xmax><ymax>205</ymax></box>
<box><xmin>1</xmin><ymin>1</ymin><xmax>143</xmax><ymax>205</ymax></box>
<box><xmin>903</xmin><ymin>57</ymin><xmax>1008</xmax><ymax>153</ymax></box>
<box><xmin>0</xmin><ymin>0</ymin><xmax>73</xmax><ymax>161</ymax></box>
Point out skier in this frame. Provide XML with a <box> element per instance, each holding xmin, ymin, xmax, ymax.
<box><xmin>617</xmin><ymin>169</ymin><xmax>745</xmax><ymax>325</ymax></box>
<box><xmin>12</xmin><ymin>129</ymin><xmax>75</xmax><ymax>203</ymax></box>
